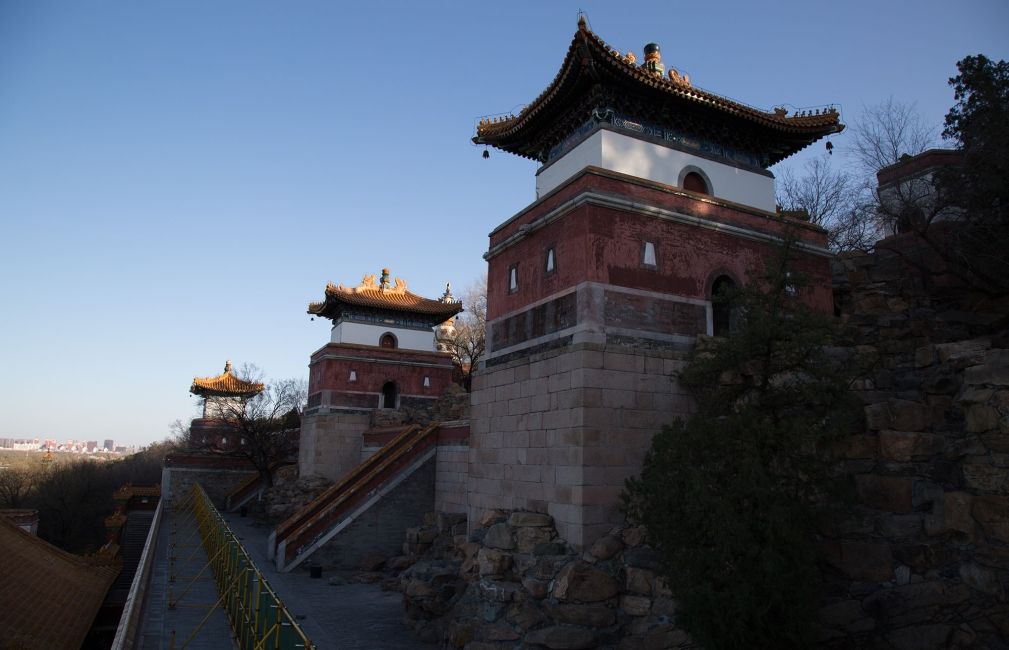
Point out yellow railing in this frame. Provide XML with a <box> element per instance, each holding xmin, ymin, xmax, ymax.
<box><xmin>179</xmin><ymin>484</ymin><xmax>315</xmax><ymax>650</ymax></box>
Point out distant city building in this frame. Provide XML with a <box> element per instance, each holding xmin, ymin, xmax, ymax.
<box><xmin>104</xmin><ymin>439</ymin><xmax>115</xmax><ymax>451</ymax></box>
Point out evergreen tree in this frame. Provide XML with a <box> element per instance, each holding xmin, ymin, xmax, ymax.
<box><xmin>624</xmin><ymin>243</ymin><xmax>862</xmax><ymax>649</ymax></box>
<box><xmin>938</xmin><ymin>54</ymin><xmax>1009</xmax><ymax>295</ymax></box>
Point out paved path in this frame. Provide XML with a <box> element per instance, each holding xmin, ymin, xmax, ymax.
<box><xmin>137</xmin><ymin>504</ymin><xmax>235</xmax><ymax>650</ymax></box>
<box><xmin>224</xmin><ymin>513</ymin><xmax>428</xmax><ymax>650</ymax></box>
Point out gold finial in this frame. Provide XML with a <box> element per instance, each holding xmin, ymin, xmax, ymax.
<box><xmin>577</xmin><ymin>14</ymin><xmax>587</xmax><ymax>31</ymax></box>
<box><xmin>224</xmin><ymin>360</ymin><xmax>232</xmax><ymax>373</ymax></box>
<box><xmin>379</xmin><ymin>268</ymin><xmax>391</xmax><ymax>290</ymax></box>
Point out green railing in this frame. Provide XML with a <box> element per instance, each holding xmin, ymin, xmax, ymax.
<box><xmin>178</xmin><ymin>484</ymin><xmax>315</xmax><ymax>650</ymax></box>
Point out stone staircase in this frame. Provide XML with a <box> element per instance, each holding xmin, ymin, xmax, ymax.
<box><xmin>224</xmin><ymin>461</ymin><xmax>293</xmax><ymax>513</ymax></box>
<box><xmin>107</xmin><ymin>510</ymin><xmax>155</xmax><ymax>602</ymax></box>
<box><xmin>268</xmin><ymin>423</ymin><xmax>440</xmax><ymax>572</ymax></box>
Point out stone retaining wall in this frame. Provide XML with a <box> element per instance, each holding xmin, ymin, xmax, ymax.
<box><xmin>816</xmin><ymin>235</ymin><xmax>1009</xmax><ymax>647</ymax></box>
<box><xmin>397</xmin><ymin>231</ymin><xmax>1009</xmax><ymax>649</ymax></box>
<box><xmin>400</xmin><ymin>510</ymin><xmax>691</xmax><ymax>650</ymax></box>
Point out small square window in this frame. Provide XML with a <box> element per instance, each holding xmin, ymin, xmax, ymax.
<box><xmin>508</xmin><ymin>264</ymin><xmax>519</xmax><ymax>293</ymax></box>
<box><xmin>545</xmin><ymin>247</ymin><xmax>556</xmax><ymax>274</ymax></box>
<box><xmin>348</xmin><ymin>370</ymin><xmax>357</xmax><ymax>382</ymax></box>
<box><xmin>784</xmin><ymin>272</ymin><xmax>797</xmax><ymax>297</ymax></box>
<box><xmin>423</xmin><ymin>376</ymin><xmax>431</xmax><ymax>388</ymax></box>
<box><xmin>642</xmin><ymin>241</ymin><xmax>657</xmax><ymax>268</ymax></box>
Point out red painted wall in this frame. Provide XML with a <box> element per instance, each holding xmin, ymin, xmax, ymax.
<box><xmin>308</xmin><ymin>343</ymin><xmax>455</xmax><ymax>399</ymax></box>
<box><xmin>487</xmin><ymin>168</ymin><xmax>832</xmax><ymax>320</ymax></box>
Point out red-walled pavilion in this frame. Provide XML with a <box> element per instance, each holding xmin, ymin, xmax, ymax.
<box><xmin>468</xmin><ymin>19</ymin><xmax>844</xmax><ymax>547</ymax></box>
<box><xmin>189</xmin><ymin>360</ymin><xmax>264</xmax><ymax>449</ymax></box>
<box><xmin>299</xmin><ymin>269</ymin><xmax>461</xmax><ymax>481</ymax></box>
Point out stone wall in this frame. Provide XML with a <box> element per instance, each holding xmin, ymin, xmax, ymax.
<box><xmin>298</xmin><ymin>411</ymin><xmax>371</xmax><ymax>482</ymax></box>
<box><xmin>396</xmin><ymin>231</ymin><xmax>1009</xmax><ymax>649</ymax></box>
<box><xmin>436</xmin><ymin>444</ymin><xmax>469</xmax><ymax>514</ymax></box>
<box><xmin>816</xmin><ymin>235</ymin><xmax>1009</xmax><ymax>647</ymax></box>
<box><xmin>160</xmin><ymin>466</ymin><xmax>257</xmax><ymax>509</ymax></box>
<box><xmin>469</xmin><ymin>341</ymin><xmax>692</xmax><ymax>549</ymax></box>
<box><xmin>400</xmin><ymin>510</ymin><xmax>691</xmax><ymax>649</ymax></box>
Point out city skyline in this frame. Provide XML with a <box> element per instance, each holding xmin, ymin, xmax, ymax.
<box><xmin>1</xmin><ymin>0</ymin><xmax>1007</xmax><ymax>445</ymax></box>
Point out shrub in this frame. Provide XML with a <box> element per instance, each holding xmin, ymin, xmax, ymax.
<box><xmin>624</xmin><ymin>244</ymin><xmax>862</xmax><ymax>649</ymax></box>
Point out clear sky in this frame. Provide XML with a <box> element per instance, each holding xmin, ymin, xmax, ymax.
<box><xmin>1</xmin><ymin>1</ymin><xmax>1006</xmax><ymax>446</ymax></box>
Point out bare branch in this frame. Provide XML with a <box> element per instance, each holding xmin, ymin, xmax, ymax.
<box><xmin>437</xmin><ymin>276</ymin><xmax>487</xmax><ymax>391</ymax></box>
<box><xmin>849</xmin><ymin>97</ymin><xmax>939</xmax><ymax>176</ymax></box>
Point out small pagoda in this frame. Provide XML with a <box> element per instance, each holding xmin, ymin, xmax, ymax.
<box><xmin>190</xmin><ymin>360</ymin><xmax>264</xmax><ymax>419</ymax></box>
<box><xmin>299</xmin><ymin>268</ymin><xmax>461</xmax><ymax>481</ymax></box>
<box><xmin>188</xmin><ymin>361</ymin><xmax>264</xmax><ymax>449</ymax></box>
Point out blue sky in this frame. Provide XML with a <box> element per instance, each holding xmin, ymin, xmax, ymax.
<box><xmin>1</xmin><ymin>1</ymin><xmax>1006</xmax><ymax>446</ymax></box>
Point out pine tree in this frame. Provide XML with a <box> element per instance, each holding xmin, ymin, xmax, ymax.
<box><xmin>624</xmin><ymin>242</ymin><xmax>862</xmax><ymax>649</ymax></box>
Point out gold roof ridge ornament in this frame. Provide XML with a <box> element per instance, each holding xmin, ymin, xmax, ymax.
<box><xmin>308</xmin><ymin>269</ymin><xmax>464</xmax><ymax>321</ymax></box>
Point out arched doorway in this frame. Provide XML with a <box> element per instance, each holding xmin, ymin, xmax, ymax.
<box><xmin>380</xmin><ymin>333</ymin><xmax>397</xmax><ymax>349</ymax></box>
<box><xmin>711</xmin><ymin>275</ymin><xmax>737</xmax><ymax>337</ymax></box>
<box><xmin>381</xmin><ymin>381</ymin><xmax>398</xmax><ymax>409</ymax></box>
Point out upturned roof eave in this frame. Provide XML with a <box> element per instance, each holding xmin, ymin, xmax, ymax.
<box><xmin>189</xmin><ymin>373</ymin><xmax>264</xmax><ymax>398</ymax></box>
<box><xmin>474</xmin><ymin>22</ymin><xmax>843</xmax><ymax>163</ymax></box>
<box><xmin>306</xmin><ymin>293</ymin><xmax>463</xmax><ymax>321</ymax></box>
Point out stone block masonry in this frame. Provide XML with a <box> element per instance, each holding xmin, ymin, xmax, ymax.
<box><xmin>160</xmin><ymin>464</ymin><xmax>256</xmax><ymax>510</ymax></box>
<box><xmin>298</xmin><ymin>411</ymin><xmax>371</xmax><ymax>482</ymax></box>
<box><xmin>435</xmin><ymin>444</ymin><xmax>469</xmax><ymax>515</ymax></box>
<box><xmin>468</xmin><ymin>340</ymin><xmax>691</xmax><ymax>549</ymax></box>
<box><xmin>399</xmin><ymin>510</ymin><xmax>693</xmax><ymax>649</ymax></box>
<box><xmin>813</xmin><ymin>234</ymin><xmax>1009</xmax><ymax>648</ymax></box>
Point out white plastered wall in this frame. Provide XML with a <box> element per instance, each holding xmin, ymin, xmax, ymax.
<box><xmin>535</xmin><ymin>129</ymin><xmax>776</xmax><ymax>212</ymax></box>
<box><xmin>331</xmin><ymin>321</ymin><xmax>435</xmax><ymax>351</ymax></box>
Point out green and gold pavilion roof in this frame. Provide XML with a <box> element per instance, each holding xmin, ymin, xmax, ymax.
<box><xmin>474</xmin><ymin>17</ymin><xmax>843</xmax><ymax>167</ymax></box>
<box><xmin>309</xmin><ymin>269</ymin><xmax>462</xmax><ymax>325</ymax></box>
<box><xmin>190</xmin><ymin>361</ymin><xmax>265</xmax><ymax>398</ymax></box>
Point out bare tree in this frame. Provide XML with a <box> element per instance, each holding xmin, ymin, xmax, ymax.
<box><xmin>778</xmin><ymin>98</ymin><xmax>940</xmax><ymax>251</ymax></box>
<box><xmin>0</xmin><ymin>466</ymin><xmax>36</xmax><ymax>508</ymax></box>
<box><xmin>211</xmin><ymin>369</ymin><xmax>307</xmax><ymax>488</ymax></box>
<box><xmin>849</xmin><ymin>96</ymin><xmax>938</xmax><ymax>176</ymax></box>
<box><xmin>776</xmin><ymin>155</ymin><xmax>877</xmax><ymax>251</ymax></box>
<box><xmin>168</xmin><ymin>419</ymin><xmax>191</xmax><ymax>450</ymax></box>
<box><xmin>438</xmin><ymin>276</ymin><xmax>487</xmax><ymax>391</ymax></box>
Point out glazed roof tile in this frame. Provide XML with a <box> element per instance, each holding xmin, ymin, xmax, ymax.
<box><xmin>0</xmin><ymin>516</ymin><xmax>120</xmax><ymax>650</ymax></box>
<box><xmin>190</xmin><ymin>361</ymin><xmax>265</xmax><ymax>397</ymax></box>
<box><xmin>113</xmin><ymin>484</ymin><xmax>162</xmax><ymax>500</ymax></box>
<box><xmin>308</xmin><ymin>271</ymin><xmax>462</xmax><ymax>321</ymax></box>
<box><xmin>475</xmin><ymin>18</ymin><xmax>843</xmax><ymax>165</ymax></box>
